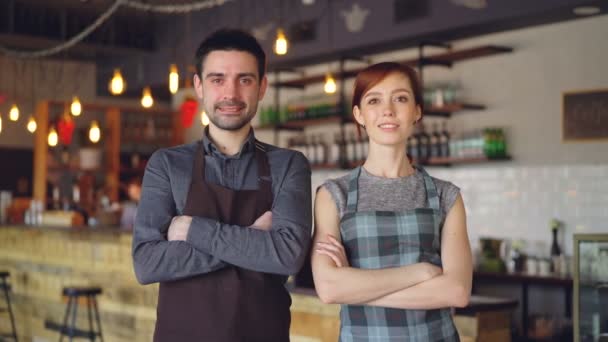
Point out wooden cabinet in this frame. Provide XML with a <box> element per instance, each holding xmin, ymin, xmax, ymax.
<box><xmin>33</xmin><ymin>100</ymin><xmax>182</xmax><ymax>210</ymax></box>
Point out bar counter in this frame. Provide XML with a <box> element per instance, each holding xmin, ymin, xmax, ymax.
<box><xmin>0</xmin><ymin>225</ymin><xmax>340</xmax><ymax>342</ymax></box>
<box><xmin>1</xmin><ymin>225</ymin><xmax>520</xmax><ymax>341</ymax></box>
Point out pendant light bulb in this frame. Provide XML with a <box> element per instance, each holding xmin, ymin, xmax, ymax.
<box><xmin>169</xmin><ymin>64</ymin><xmax>179</xmax><ymax>94</ymax></box>
<box><xmin>9</xmin><ymin>104</ymin><xmax>19</xmax><ymax>121</ymax></box>
<box><xmin>274</xmin><ymin>28</ymin><xmax>288</xmax><ymax>55</ymax></box>
<box><xmin>48</xmin><ymin>126</ymin><xmax>58</xmax><ymax>147</ymax></box>
<box><xmin>201</xmin><ymin>110</ymin><xmax>210</xmax><ymax>126</ymax></box>
<box><xmin>324</xmin><ymin>73</ymin><xmax>337</xmax><ymax>94</ymax></box>
<box><xmin>141</xmin><ymin>87</ymin><xmax>154</xmax><ymax>108</ymax></box>
<box><xmin>109</xmin><ymin>69</ymin><xmax>126</xmax><ymax>95</ymax></box>
<box><xmin>71</xmin><ymin>96</ymin><xmax>82</xmax><ymax>116</ymax></box>
<box><xmin>89</xmin><ymin>120</ymin><xmax>101</xmax><ymax>143</ymax></box>
<box><xmin>27</xmin><ymin>116</ymin><xmax>37</xmax><ymax>133</ymax></box>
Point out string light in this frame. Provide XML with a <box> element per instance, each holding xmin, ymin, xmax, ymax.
<box><xmin>9</xmin><ymin>104</ymin><xmax>19</xmax><ymax>121</ymax></box>
<box><xmin>324</xmin><ymin>73</ymin><xmax>337</xmax><ymax>94</ymax></box>
<box><xmin>141</xmin><ymin>87</ymin><xmax>154</xmax><ymax>108</ymax></box>
<box><xmin>48</xmin><ymin>126</ymin><xmax>58</xmax><ymax>147</ymax></box>
<box><xmin>274</xmin><ymin>28</ymin><xmax>288</xmax><ymax>55</ymax></box>
<box><xmin>169</xmin><ymin>64</ymin><xmax>179</xmax><ymax>94</ymax></box>
<box><xmin>89</xmin><ymin>120</ymin><xmax>101</xmax><ymax>143</ymax></box>
<box><xmin>109</xmin><ymin>69</ymin><xmax>126</xmax><ymax>95</ymax></box>
<box><xmin>71</xmin><ymin>96</ymin><xmax>82</xmax><ymax>116</ymax></box>
<box><xmin>27</xmin><ymin>116</ymin><xmax>37</xmax><ymax>133</ymax></box>
<box><xmin>201</xmin><ymin>110</ymin><xmax>210</xmax><ymax>126</ymax></box>
<box><xmin>0</xmin><ymin>0</ymin><xmax>231</xmax><ymax>58</ymax></box>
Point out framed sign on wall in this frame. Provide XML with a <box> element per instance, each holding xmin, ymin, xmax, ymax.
<box><xmin>562</xmin><ymin>89</ymin><xmax>608</xmax><ymax>142</ymax></box>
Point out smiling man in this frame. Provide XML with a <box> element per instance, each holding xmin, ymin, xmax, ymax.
<box><xmin>132</xmin><ymin>29</ymin><xmax>312</xmax><ymax>342</ymax></box>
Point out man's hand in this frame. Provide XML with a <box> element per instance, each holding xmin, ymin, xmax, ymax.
<box><xmin>167</xmin><ymin>215</ymin><xmax>193</xmax><ymax>241</ymax></box>
<box><xmin>250</xmin><ymin>211</ymin><xmax>272</xmax><ymax>231</ymax></box>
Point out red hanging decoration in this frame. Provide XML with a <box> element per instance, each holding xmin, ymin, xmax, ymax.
<box><xmin>57</xmin><ymin>114</ymin><xmax>76</xmax><ymax>146</ymax></box>
<box><xmin>180</xmin><ymin>97</ymin><xmax>198</xmax><ymax>128</ymax></box>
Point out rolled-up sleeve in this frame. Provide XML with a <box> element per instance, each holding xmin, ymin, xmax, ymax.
<box><xmin>132</xmin><ymin>150</ymin><xmax>227</xmax><ymax>284</ymax></box>
<box><xmin>186</xmin><ymin>151</ymin><xmax>312</xmax><ymax>275</ymax></box>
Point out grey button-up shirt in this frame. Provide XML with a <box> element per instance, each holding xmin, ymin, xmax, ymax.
<box><xmin>132</xmin><ymin>129</ymin><xmax>312</xmax><ymax>284</ymax></box>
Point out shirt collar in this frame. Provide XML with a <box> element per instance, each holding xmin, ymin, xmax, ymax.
<box><xmin>202</xmin><ymin>126</ymin><xmax>256</xmax><ymax>159</ymax></box>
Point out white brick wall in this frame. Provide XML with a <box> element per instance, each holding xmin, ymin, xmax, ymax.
<box><xmin>312</xmin><ymin>163</ymin><xmax>608</xmax><ymax>257</ymax></box>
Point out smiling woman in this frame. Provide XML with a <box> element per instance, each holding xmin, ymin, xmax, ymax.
<box><xmin>311</xmin><ymin>62</ymin><xmax>473</xmax><ymax>342</ymax></box>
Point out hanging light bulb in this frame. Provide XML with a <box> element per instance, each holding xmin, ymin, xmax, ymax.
<box><xmin>9</xmin><ymin>104</ymin><xmax>19</xmax><ymax>121</ymax></box>
<box><xmin>70</xmin><ymin>96</ymin><xmax>82</xmax><ymax>116</ymax></box>
<box><xmin>27</xmin><ymin>116</ymin><xmax>37</xmax><ymax>133</ymax></box>
<box><xmin>108</xmin><ymin>69</ymin><xmax>126</xmax><ymax>95</ymax></box>
<box><xmin>169</xmin><ymin>64</ymin><xmax>179</xmax><ymax>94</ymax></box>
<box><xmin>0</xmin><ymin>115</ymin><xmax>2</xmax><ymax>134</ymax></box>
<box><xmin>141</xmin><ymin>87</ymin><xmax>154</xmax><ymax>108</ymax></box>
<box><xmin>201</xmin><ymin>110</ymin><xmax>210</xmax><ymax>126</ymax></box>
<box><xmin>89</xmin><ymin>120</ymin><xmax>101</xmax><ymax>143</ymax></box>
<box><xmin>324</xmin><ymin>73</ymin><xmax>337</xmax><ymax>94</ymax></box>
<box><xmin>48</xmin><ymin>126</ymin><xmax>58</xmax><ymax>147</ymax></box>
<box><xmin>274</xmin><ymin>28</ymin><xmax>288</xmax><ymax>55</ymax></box>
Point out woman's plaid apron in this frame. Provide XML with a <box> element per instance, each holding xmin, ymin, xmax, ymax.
<box><xmin>338</xmin><ymin>166</ymin><xmax>460</xmax><ymax>341</ymax></box>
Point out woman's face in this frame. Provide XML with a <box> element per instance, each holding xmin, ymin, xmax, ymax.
<box><xmin>353</xmin><ymin>72</ymin><xmax>421</xmax><ymax>147</ymax></box>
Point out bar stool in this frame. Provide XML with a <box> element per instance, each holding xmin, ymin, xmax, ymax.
<box><xmin>44</xmin><ymin>287</ymin><xmax>104</xmax><ymax>342</ymax></box>
<box><xmin>0</xmin><ymin>271</ymin><xmax>18</xmax><ymax>341</ymax></box>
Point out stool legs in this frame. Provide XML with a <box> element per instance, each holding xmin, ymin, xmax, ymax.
<box><xmin>1</xmin><ymin>276</ymin><xmax>18</xmax><ymax>342</ymax></box>
<box><xmin>91</xmin><ymin>295</ymin><xmax>103</xmax><ymax>342</ymax></box>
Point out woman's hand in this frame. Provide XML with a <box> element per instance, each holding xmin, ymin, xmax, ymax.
<box><xmin>315</xmin><ymin>234</ymin><xmax>350</xmax><ymax>267</ymax></box>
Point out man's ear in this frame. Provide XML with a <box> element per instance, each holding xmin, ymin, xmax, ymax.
<box><xmin>258</xmin><ymin>76</ymin><xmax>268</xmax><ymax>100</ymax></box>
<box><xmin>194</xmin><ymin>74</ymin><xmax>203</xmax><ymax>99</ymax></box>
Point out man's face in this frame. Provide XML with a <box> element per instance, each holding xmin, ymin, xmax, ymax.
<box><xmin>194</xmin><ymin>50</ymin><xmax>267</xmax><ymax>131</ymax></box>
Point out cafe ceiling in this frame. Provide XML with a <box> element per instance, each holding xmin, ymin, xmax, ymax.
<box><xmin>1</xmin><ymin>0</ymin><xmax>606</xmax><ymax>99</ymax></box>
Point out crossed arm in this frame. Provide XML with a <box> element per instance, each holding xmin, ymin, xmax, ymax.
<box><xmin>311</xmin><ymin>186</ymin><xmax>472</xmax><ymax>309</ymax></box>
<box><xmin>132</xmin><ymin>150</ymin><xmax>312</xmax><ymax>285</ymax></box>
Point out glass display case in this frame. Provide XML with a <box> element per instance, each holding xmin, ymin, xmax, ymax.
<box><xmin>574</xmin><ymin>234</ymin><xmax>608</xmax><ymax>342</ymax></box>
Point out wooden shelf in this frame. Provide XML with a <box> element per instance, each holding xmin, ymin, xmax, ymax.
<box><xmin>309</xmin><ymin>156</ymin><xmax>510</xmax><ymax>171</ymax></box>
<box><xmin>424</xmin><ymin>103</ymin><xmax>486</xmax><ymax>117</ymax></box>
<box><xmin>422</xmin><ymin>155</ymin><xmax>511</xmax><ymax>166</ymax></box>
<box><xmin>272</xmin><ymin>45</ymin><xmax>512</xmax><ymax>88</ymax></box>
<box><xmin>256</xmin><ymin>115</ymin><xmax>346</xmax><ymax>131</ymax></box>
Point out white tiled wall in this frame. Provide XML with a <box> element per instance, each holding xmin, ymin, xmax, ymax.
<box><xmin>312</xmin><ymin>163</ymin><xmax>608</xmax><ymax>256</ymax></box>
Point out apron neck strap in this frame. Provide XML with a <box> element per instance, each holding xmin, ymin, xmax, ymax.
<box><xmin>416</xmin><ymin>166</ymin><xmax>440</xmax><ymax>211</ymax></box>
<box><xmin>345</xmin><ymin>166</ymin><xmax>362</xmax><ymax>214</ymax></box>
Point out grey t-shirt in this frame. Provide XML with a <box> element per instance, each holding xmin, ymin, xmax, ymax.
<box><xmin>322</xmin><ymin>167</ymin><xmax>460</xmax><ymax>223</ymax></box>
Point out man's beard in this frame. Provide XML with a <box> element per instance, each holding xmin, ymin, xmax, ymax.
<box><xmin>207</xmin><ymin>100</ymin><xmax>256</xmax><ymax>131</ymax></box>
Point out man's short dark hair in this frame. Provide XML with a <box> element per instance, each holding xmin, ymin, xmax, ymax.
<box><xmin>194</xmin><ymin>28</ymin><xmax>266</xmax><ymax>79</ymax></box>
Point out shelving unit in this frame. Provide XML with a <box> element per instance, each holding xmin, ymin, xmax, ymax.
<box><xmin>259</xmin><ymin>42</ymin><xmax>513</xmax><ymax>169</ymax></box>
<box><xmin>33</xmin><ymin>100</ymin><xmax>182</xmax><ymax>208</ymax></box>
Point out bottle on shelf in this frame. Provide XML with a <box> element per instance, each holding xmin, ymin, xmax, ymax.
<box><xmin>329</xmin><ymin>133</ymin><xmax>341</xmax><ymax>166</ymax></box>
<box><xmin>430</xmin><ymin>122</ymin><xmax>441</xmax><ymax>159</ymax></box>
<box><xmin>408</xmin><ymin>129</ymin><xmax>420</xmax><ymax>163</ymax></box>
<box><xmin>440</xmin><ymin>121</ymin><xmax>450</xmax><ymax>157</ymax></box>
<box><xmin>345</xmin><ymin>132</ymin><xmax>357</xmax><ymax>165</ymax></box>
<box><xmin>316</xmin><ymin>135</ymin><xmax>328</xmax><ymax>166</ymax></box>
<box><xmin>549</xmin><ymin>219</ymin><xmax>562</xmax><ymax>274</ymax></box>
<box><xmin>417</xmin><ymin>123</ymin><xmax>430</xmax><ymax>164</ymax></box>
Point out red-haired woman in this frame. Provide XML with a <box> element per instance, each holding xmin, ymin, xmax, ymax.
<box><xmin>311</xmin><ymin>62</ymin><xmax>472</xmax><ymax>341</ymax></box>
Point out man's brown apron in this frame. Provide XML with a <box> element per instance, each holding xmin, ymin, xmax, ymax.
<box><xmin>153</xmin><ymin>141</ymin><xmax>291</xmax><ymax>342</ymax></box>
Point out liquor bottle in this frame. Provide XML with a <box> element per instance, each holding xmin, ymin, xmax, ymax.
<box><xmin>361</xmin><ymin>130</ymin><xmax>369</xmax><ymax>159</ymax></box>
<box><xmin>430</xmin><ymin>122</ymin><xmax>441</xmax><ymax>159</ymax></box>
<box><xmin>409</xmin><ymin>129</ymin><xmax>420</xmax><ymax>163</ymax></box>
<box><xmin>417</xmin><ymin>123</ymin><xmax>430</xmax><ymax>164</ymax></box>
<box><xmin>316</xmin><ymin>135</ymin><xmax>328</xmax><ymax>165</ymax></box>
<box><xmin>346</xmin><ymin>132</ymin><xmax>357</xmax><ymax>164</ymax></box>
<box><xmin>550</xmin><ymin>219</ymin><xmax>562</xmax><ymax>274</ymax></box>
<box><xmin>440</xmin><ymin>121</ymin><xmax>450</xmax><ymax>157</ymax></box>
<box><xmin>329</xmin><ymin>133</ymin><xmax>341</xmax><ymax>166</ymax></box>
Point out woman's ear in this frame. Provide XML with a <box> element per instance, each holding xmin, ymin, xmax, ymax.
<box><xmin>353</xmin><ymin>106</ymin><xmax>366</xmax><ymax>127</ymax></box>
<box><xmin>415</xmin><ymin>105</ymin><xmax>422</xmax><ymax>123</ymax></box>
